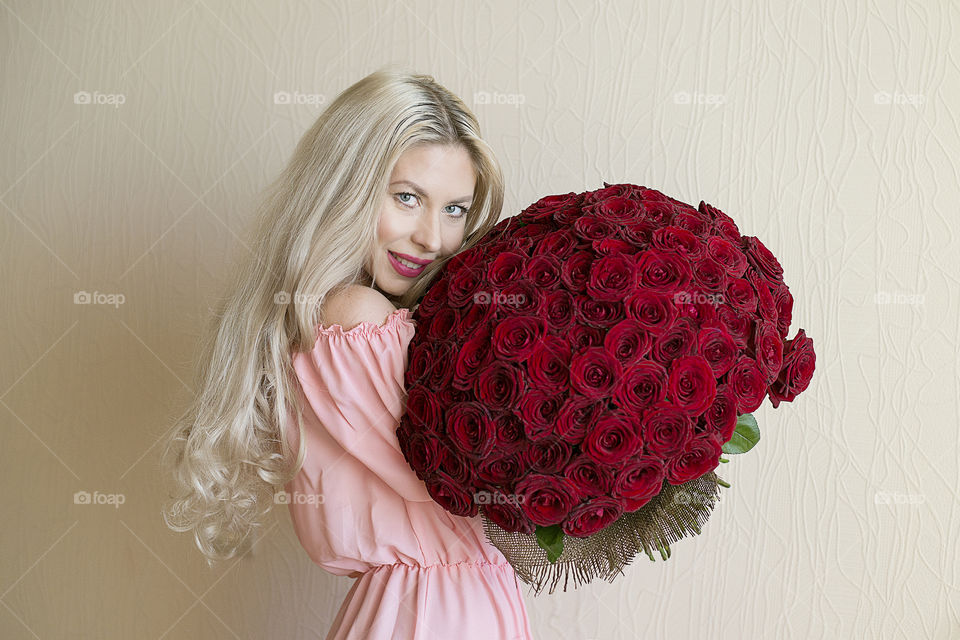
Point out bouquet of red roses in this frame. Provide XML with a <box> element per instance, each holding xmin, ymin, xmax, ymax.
<box><xmin>396</xmin><ymin>182</ymin><xmax>816</xmax><ymax>594</ymax></box>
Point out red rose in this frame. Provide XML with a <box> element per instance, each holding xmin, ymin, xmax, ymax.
<box><xmin>446</xmin><ymin>402</ymin><xmax>497</xmax><ymax>459</ymax></box>
<box><xmin>491</xmin><ymin>316</ymin><xmax>546</xmax><ymax>361</ymax></box>
<box><xmin>532</xmin><ymin>228</ymin><xmax>578</xmax><ymax>259</ymax></box>
<box><xmin>527</xmin><ymin>437</ymin><xmax>574</xmax><ymax>474</ymax></box>
<box><xmin>703</xmin><ymin>383</ymin><xmax>738</xmax><ymax>444</ymax></box>
<box><xmin>425</xmin><ymin>470</ymin><xmax>478</xmax><ymax>517</ymax></box>
<box><xmin>454</xmin><ymin>326</ymin><xmax>494</xmax><ymax>390</ymax></box>
<box><xmin>697</xmin><ymin>326</ymin><xmax>738</xmax><ymax>377</ymax></box>
<box><xmin>651</xmin><ymin>225</ymin><xmax>707</xmax><ymax>260</ymax></box>
<box><xmin>527</xmin><ymin>335</ymin><xmax>571</xmax><ymax>392</ymax></box>
<box><xmin>593</xmin><ymin>238</ymin><xmax>635</xmax><ymax>255</ymax></box>
<box><xmin>725</xmin><ymin>277</ymin><xmax>758</xmax><ymax>313</ymax></box>
<box><xmin>521</xmin><ymin>192</ymin><xmax>579</xmax><ymax>222</ymax></box>
<box><xmin>425</xmin><ymin>340</ymin><xmax>455</xmax><ymax>390</ymax></box>
<box><xmin>564</xmin><ymin>455</ymin><xmax>615</xmax><ymax>497</ymax></box>
<box><xmin>577</xmin><ymin>298</ymin><xmax>624</xmax><ymax>328</ymax></box>
<box><xmin>404</xmin><ymin>386</ymin><xmax>443</xmax><ymax>431</ymax></box>
<box><xmin>614</xmin><ymin>360</ymin><xmax>669</xmax><ymax>413</ymax></box>
<box><xmin>635</xmin><ymin>249</ymin><xmax>692</xmax><ymax>293</ymax></box>
<box><xmin>584</xmin><ymin>183</ymin><xmax>637</xmax><ymax>204</ymax></box>
<box><xmin>625</xmin><ymin>290</ymin><xmax>679</xmax><ymax>335</ymax></box>
<box><xmin>672</xmin><ymin>210</ymin><xmax>711</xmax><ymax>237</ymax></box>
<box><xmin>477</xmin><ymin>450</ymin><xmax>526</xmax><ymax>485</ymax></box>
<box><xmin>587</xmin><ymin>253</ymin><xmax>637</xmax><ymax>301</ymax></box>
<box><xmin>447</xmin><ymin>265</ymin><xmax>486</xmax><ymax>308</ymax></box>
<box><xmin>726</xmin><ymin>355</ymin><xmax>767</xmax><ymax>413</ymax></box>
<box><xmin>639</xmin><ymin>200</ymin><xmax>676</xmax><ymax>226</ymax></box>
<box><xmin>544</xmin><ymin>290</ymin><xmax>576</xmax><ymax>329</ymax></box>
<box><xmin>555</xmin><ymin>396</ymin><xmax>602</xmax><ymax>445</ymax></box>
<box><xmin>518</xmin><ymin>390</ymin><xmax>565</xmax><ymax>441</ymax></box>
<box><xmin>716</xmin><ymin>304</ymin><xmax>752</xmax><ymax>348</ymax></box>
<box><xmin>397</xmin><ymin>430</ymin><xmax>443</xmax><ymax>479</ymax></box>
<box><xmin>561</xmin><ymin>496</ymin><xmax>624</xmax><ymax>537</ymax></box>
<box><xmin>613</xmin><ymin>454</ymin><xmax>666</xmax><ymax>512</ymax></box>
<box><xmin>486</xmin><ymin>251</ymin><xmax>527</xmax><ymax>287</ymax></box>
<box><xmin>574</xmin><ymin>215</ymin><xmax>618</xmax><ymax>242</ymax></box>
<box><xmin>482</xmin><ymin>499</ymin><xmax>535</xmax><ymax>534</ymax></box>
<box><xmin>698</xmin><ymin>201</ymin><xmax>741</xmax><ymax>243</ymax></box>
<box><xmin>771</xmin><ymin>284</ymin><xmax>794</xmax><ymax>339</ymax></box>
<box><xmin>691</xmin><ymin>256</ymin><xmax>728</xmax><ymax>292</ymax></box>
<box><xmin>582</xmin><ymin>411</ymin><xmax>642</xmax><ymax>465</ymax></box>
<box><xmin>751</xmin><ymin>321</ymin><xmax>784</xmax><ymax>384</ymax></box>
<box><xmin>522</xmin><ymin>254</ymin><xmax>562</xmax><ymax>288</ymax></box>
<box><xmin>768</xmin><ymin>329</ymin><xmax>816</xmax><ymax>407</ymax></box>
<box><xmin>621</xmin><ymin>220</ymin><xmax>656</xmax><ymax>247</ymax></box>
<box><xmin>559</xmin><ymin>249</ymin><xmax>594</xmax><ymax>291</ymax></box>
<box><xmin>642</xmin><ymin>402</ymin><xmax>694</xmax><ymax>458</ymax></box>
<box><xmin>706</xmin><ymin>236</ymin><xmax>747</xmax><ymax>277</ymax></box>
<box><xmin>747</xmin><ymin>270</ymin><xmax>778</xmax><ymax>324</ymax></box>
<box><xmin>742</xmin><ymin>236</ymin><xmax>784</xmax><ymax>283</ymax></box>
<box><xmin>603</xmin><ymin>319</ymin><xmax>653</xmax><ymax>365</ymax></box>
<box><xmin>567</xmin><ymin>323</ymin><xmax>605</xmax><ymax>351</ymax></box>
<box><xmin>666</xmin><ymin>355</ymin><xmax>718</xmax><ymax>417</ymax></box>
<box><xmin>493</xmin><ymin>413</ymin><xmax>526</xmax><ymax>452</ymax></box>
<box><xmin>650</xmin><ymin>317</ymin><xmax>698</xmax><ymax>364</ymax></box>
<box><xmin>515</xmin><ymin>473</ymin><xmax>582</xmax><ymax>526</ymax></box>
<box><xmin>418</xmin><ymin>277</ymin><xmax>449</xmax><ymax>317</ymax></box>
<box><xmin>570</xmin><ymin>346</ymin><xmax>624</xmax><ymax>400</ymax></box>
<box><xmin>666</xmin><ymin>431</ymin><xmax>723</xmax><ymax>485</ymax></box>
<box><xmin>586</xmin><ymin>195</ymin><xmax>643</xmax><ymax>223</ymax></box>
<box><xmin>474</xmin><ymin>361</ymin><xmax>523</xmax><ymax>410</ymax></box>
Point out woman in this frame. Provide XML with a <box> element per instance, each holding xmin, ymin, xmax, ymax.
<box><xmin>160</xmin><ymin>68</ymin><xmax>535</xmax><ymax>639</ymax></box>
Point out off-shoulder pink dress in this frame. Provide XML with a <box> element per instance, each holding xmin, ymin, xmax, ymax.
<box><xmin>283</xmin><ymin>307</ymin><xmax>535</xmax><ymax>640</ymax></box>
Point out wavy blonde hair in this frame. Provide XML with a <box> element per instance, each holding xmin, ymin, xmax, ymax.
<box><xmin>160</xmin><ymin>66</ymin><xmax>505</xmax><ymax>565</ymax></box>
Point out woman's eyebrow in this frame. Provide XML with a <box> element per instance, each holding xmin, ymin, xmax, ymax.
<box><xmin>390</xmin><ymin>180</ymin><xmax>473</xmax><ymax>204</ymax></box>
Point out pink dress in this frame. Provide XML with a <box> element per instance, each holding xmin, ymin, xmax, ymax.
<box><xmin>283</xmin><ymin>307</ymin><xmax>536</xmax><ymax>640</ymax></box>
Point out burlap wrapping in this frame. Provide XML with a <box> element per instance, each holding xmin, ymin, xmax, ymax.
<box><xmin>480</xmin><ymin>471</ymin><xmax>725</xmax><ymax>595</ymax></box>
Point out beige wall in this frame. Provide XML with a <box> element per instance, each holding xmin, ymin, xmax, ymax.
<box><xmin>2</xmin><ymin>1</ymin><xmax>958</xmax><ymax>638</ymax></box>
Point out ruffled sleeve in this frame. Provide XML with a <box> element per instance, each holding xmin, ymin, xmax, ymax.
<box><xmin>286</xmin><ymin>307</ymin><xmax>432</xmax><ymax>503</ymax></box>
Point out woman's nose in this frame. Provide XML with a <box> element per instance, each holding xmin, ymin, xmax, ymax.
<box><xmin>412</xmin><ymin>210</ymin><xmax>442</xmax><ymax>253</ymax></box>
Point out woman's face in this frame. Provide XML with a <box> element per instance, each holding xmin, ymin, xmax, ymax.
<box><xmin>364</xmin><ymin>143</ymin><xmax>475</xmax><ymax>300</ymax></box>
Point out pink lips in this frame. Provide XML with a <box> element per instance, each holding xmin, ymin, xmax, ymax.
<box><xmin>387</xmin><ymin>250</ymin><xmax>427</xmax><ymax>277</ymax></box>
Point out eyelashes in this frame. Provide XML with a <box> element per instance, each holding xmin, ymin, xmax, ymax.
<box><xmin>395</xmin><ymin>192</ymin><xmax>469</xmax><ymax>218</ymax></box>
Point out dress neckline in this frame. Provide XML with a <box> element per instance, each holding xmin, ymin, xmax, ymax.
<box><xmin>316</xmin><ymin>307</ymin><xmax>414</xmax><ymax>338</ymax></box>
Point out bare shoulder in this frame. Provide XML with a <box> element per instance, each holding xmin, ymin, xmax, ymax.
<box><xmin>319</xmin><ymin>284</ymin><xmax>399</xmax><ymax>331</ymax></box>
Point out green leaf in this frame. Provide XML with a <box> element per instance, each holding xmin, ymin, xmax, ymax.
<box><xmin>535</xmin><ymin>524</ymin><xmax>565</xmax><ymax>563</ymax></box>
<box><xmin>721</xmin><ymin>413</ymin><xmax>760</xmax><ymax>454</ymax></box>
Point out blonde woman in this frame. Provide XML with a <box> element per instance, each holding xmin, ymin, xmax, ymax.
<box><xmin>160</xmin><ymin>68</ymin><xmax>536</xmax><ymax>639</ymax></box>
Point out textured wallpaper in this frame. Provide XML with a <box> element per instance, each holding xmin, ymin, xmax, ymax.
<box><xmin>1</xmin><ymin>1</ymin><xmax>958</xmax><ymax>638</ymax></box>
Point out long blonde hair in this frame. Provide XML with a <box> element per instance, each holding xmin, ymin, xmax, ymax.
<box><xmin>160</xmin><ymin>66</ymin><xmax>505</xmax><ymax>565</ymax></box>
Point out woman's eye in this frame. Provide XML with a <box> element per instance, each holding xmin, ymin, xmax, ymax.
<box><xmin>396</xmin><ymin>192</ymin><xmax>418</xmax><ymax>206</ymax></box>
<box><xmin>445</xmin><ymin>205</ymin><xmax>469</xmax><ymax>218</ymax></box>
